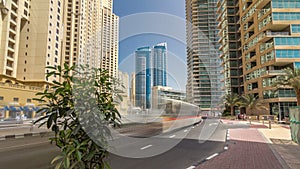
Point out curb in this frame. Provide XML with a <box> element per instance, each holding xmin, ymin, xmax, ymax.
<box><xmin>0</xmin><ymin>131</ymin><xmax>53</xmax><ymax>141</ymax></box>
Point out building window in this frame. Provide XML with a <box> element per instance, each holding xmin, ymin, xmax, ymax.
<box><xmin>27</xmin><ymin>99</ymin><xmax>31</xmax><ymax>103</ymax></box>
<box><xmin>0</xmin><ymin>96</ymin><xmax>3</xmax><ymax>101</ymax></box>
<box><xmin>55</xmin><ymin>50</ymin><xmax>58</xmax><ymax>56</ymax></box>
<box><xmin>13</xmin><ymin>98</ymin><xmax>19</xmax><ymax>102</ymax></box>
<box><xmin>55</xmin><ymin>57</ymin><xmax>58</xmax><ymax>63</ymax></box>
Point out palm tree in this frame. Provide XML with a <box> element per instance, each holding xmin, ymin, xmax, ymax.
<box><xmin>274</xmin><ymin>68</ymin><xmax>300</xmax><ymax>105</ymax></box>
<box><xmin>224</xmin><ymin>93</ymin><xmax>241</xmax><ymax>116</ymax></box>
<box><xmin>240</xmin><ymin>94</ymin><xmax>268</xmax><ymax>115</ymax></box>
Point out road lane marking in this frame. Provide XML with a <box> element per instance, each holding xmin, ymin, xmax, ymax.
<box><xmin>206</xmin><ymin>153</ymin><xmax>219</xmax><ymax>160</ymax></box>
<box><xmin>192</xmin><ymin>126</ymin><xmax>195</xmax><ymax>129</ymax></box>
<box><xmin>186</xmin><ymin>166</ymin><xmax>195</xmax><ymax>169</ymax></box>
<box><xmin>0</xmin><ymin>141</ymin><xmax>50</xmax><ymax>151</ymax></box>
<box><xmin>140</xmin><ymin>144</ymin><xmax>152</xmax><ymax>150</ymax></box>
<box><xmin>184</xmin><ymin>129</ymin><xmax>188</xmax><ymax>132</ymax></box>
<box><xmin>169</xmin><ymin>135</ymin><xmax>176</xmax><ymax>138</ymax></box>
<box><xmin>224</xmin><ymin>146</ymin><xmax>228</xmax><ymax>150</ymax></box>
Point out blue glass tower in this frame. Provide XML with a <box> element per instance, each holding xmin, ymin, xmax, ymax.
<box><xmin>135</xmin><ymin>47</ymin><xmax>151</xmax><ymax>109</ymax></box>
<box><xmin>153</xmin><ymin>43</ymin><xmax>167</xmax><ymax>87</ymax></box>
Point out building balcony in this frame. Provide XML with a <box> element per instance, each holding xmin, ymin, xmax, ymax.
<box><xmin>266</xmin><ymin>31</ymin><xmax>289</xmax><ymax>37</ymax></box>
<box><xmin>261</xmin><ymin>70</ymin><xmax>286</xmax><ymax>78</ymax></box>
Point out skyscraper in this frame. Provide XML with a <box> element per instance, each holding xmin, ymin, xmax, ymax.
<box><xmin>135</xmin><ymin>46</ymin><xmax>151</xmax><ymax>109</ymax></box>
<box><xmin>0</xmin><ymin>0</ymin><xmax>119</xmax><ymax>118</ymax></box>
<box><xmin>237</xmin><ymin>0</ymin><xmax>300</xmax><ymax>117</ymax></box>
<box><xmin>185</xmin><ymin>0</ymin><xmax>224</xmax><ymax>112</ymax></box>
<box><xmin>130</xmin><ymin>72</ymin><xmax>136</xmax><ymax>106</ymax></box>
<box><xmin>62</xmin><ymin>0</ymin><xmax>119</xmax><ymax>77</ymax></box>
<box><xmin>153</xmin><ymin>43</ymin><xmax>167</xmax><ymax>87</ymax></box>
<box><xmin>117</xmin><ymin>70</ymin><xmax>129</xmax><ymax>114</ymax></box>
<box><xmin>217</xmin><ymin>0</ymin><xmax>243</xmax><ymax>95</ymax></box>
<box><xmin>0</xmin><ymin>0</ymin><xmax>63</xmax><ymax>86</ymax></box>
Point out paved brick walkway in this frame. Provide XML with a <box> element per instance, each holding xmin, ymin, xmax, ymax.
<box><xmin>196</xmin><ymin>128</ymin><xmax>284</xmax><ymax>169</ymax></box>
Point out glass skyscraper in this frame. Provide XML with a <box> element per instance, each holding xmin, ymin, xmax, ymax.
<box><xmin>135</xmin><ymin>47</ymin><xmax>152</xmax><ymax>109</ymax></box>
<box><xmin>153</xmin><ymin>43</ymin><xmax>167</xmax><ymax>87</ymax></box>
<box><xmin>186</xmin><ymin>0</ymin><xmax>224</xmax><ymax>112</ymax></box>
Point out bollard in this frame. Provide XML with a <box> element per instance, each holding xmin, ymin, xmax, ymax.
<box><xmin>249</xmin><ymin>117</ymin><xmax>252</xmax><ymax>125</ymax></box>
<box><xmin>269</xmin><ymin>119</ymin><xmax>271</xmax><ymax>129</ymax></box>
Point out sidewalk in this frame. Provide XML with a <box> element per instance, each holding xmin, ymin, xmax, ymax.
<box><xmin>259</xmin><ymin>123</ymin><xmax>300</xmax><ymax>169</ymax></box>
<box><xmin>196</xmin><ymin>120</ymin><xmax>300</xmax><ymax>169</ymax></box>
<box><xmin>0</xmin><ymin>125</ymin><xmax>51</xmax><ymax>140</ymax></box>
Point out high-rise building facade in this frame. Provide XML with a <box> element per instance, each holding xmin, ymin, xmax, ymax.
<box><xmin>238</xmin><ymin>0</ymin><xmax>300</xmax><ymax>117</ymax></box>
<box><xmin>130</xmin><ymin>72</ymin><xmax>136</xmax><ymax>106</ymax></box>
<box><xmin>153</xmin><ymin>43</ymin><xmax>167</xmax><ymax>86</ymax></box>
<box><xmin>185</xmin><ymin>0</ymin><xmax>224</xmax><ymax>112</ymax></box>
<box><xmin>62</xmin><ymin>0</ymin><xmax>119</xmax><ymax>77</ymax></box>
<box><xmin>0</xmin><ymin>0</ymin><xmax>119</xmax><ymax>118</ymax></box>
<box><xmin>217</xmin><ymin>0</ymin><xmax>243</xmax><ymax>95</ymax></box>
<box><xmin>117</xmin><ymin>70</ymin><xmax>129</xmax><ymax>114</ymax></box>
<box><xmin>135</xmin><ymin>46</ymin><xmax>151</xmax><ymax>109</ymax></box>
<box><xmin>0</xmin><ymin>0</ymin><xmax>62</xmax><ymax>86</ymax></box>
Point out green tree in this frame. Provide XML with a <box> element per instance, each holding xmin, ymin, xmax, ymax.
<box><xmin>34</xmin><ymin>64</ymin><xmax>121</xmax><ymax>169</ymax></box>
<box><xmin>240</xmin><ymin>94</ymin><xmax>267</xmax><ymax>115</ymax></box>
<box><xmin>274</xmin><ymin>67</ymin><xmax>300</xmax><ymax>105</ymax></box>
<box><xmin>224</xmin><ymin>93</ymin><xmax>241</xmax><ymax>116</ymax></box>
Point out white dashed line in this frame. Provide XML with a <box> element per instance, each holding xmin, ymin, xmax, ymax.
<box><xmin>169</xmin><ymin>135</ymin><xmax>176</xmax><ymax>138</ymax></box>
<box><xmin>206</xmin><ymin>153</ymin><xmax>219</xmax><ymax>160</ymax></box>
<box><xmin>224</xmin><ymin>146</ymin><xmax>228</xmax><ymax>150</ymax></box>
<box><xmin>186</xmin><ymin>166</ymin><xmax>196</xmax><ymax>169</ymax></box>
<box><xmin>140</xmin><ymin>145</ymin><xmax>153</xmax><ymax>150</ymax></box>
<box><xmin>184</xmin><ymin>129</ymin><xmax>188</xmax><ymax>132</ymax></box>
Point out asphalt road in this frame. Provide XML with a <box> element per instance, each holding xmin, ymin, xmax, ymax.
<box><xmin>0</xmin><ymin>118</ymin><xmax>238</xmax><ymax>169</ymax></box>
<box><xmin>108</xmin><ymin>118</ymin><xmax>227</xmax><ymax>169</ymax></box>
<box><xmin>0</xmin><ymin>136</ymin><xmax>58</xmax><ymax>169</ymax></box>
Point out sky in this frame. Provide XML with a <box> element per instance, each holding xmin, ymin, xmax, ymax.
<box><xmin>113</xmin><ymin>0</ymin><xmax>187</xmax><ymax>91</ymax></box>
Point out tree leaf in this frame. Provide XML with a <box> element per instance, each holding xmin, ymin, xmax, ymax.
<box><xmin>51</xmin><ymin>155</ymin><xmax>63</xmax><ymax>164</ymax></box>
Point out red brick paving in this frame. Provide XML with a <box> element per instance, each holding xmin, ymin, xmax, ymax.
<box><xmin>196</xmin><ymin>129</ymin><xmax>283</xmax><ymax>169</ymax></box>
